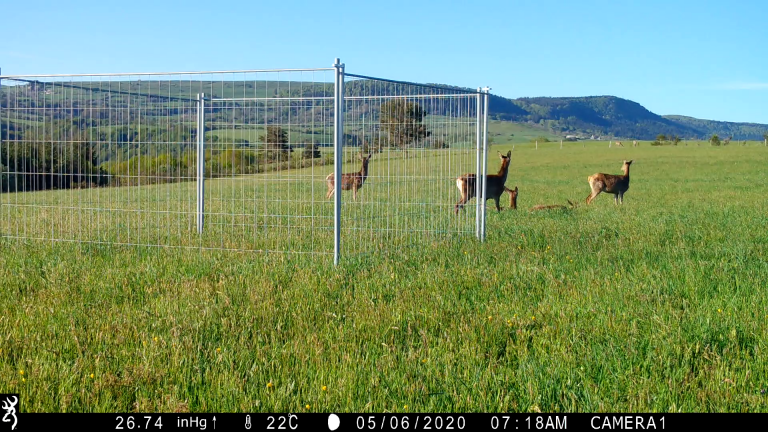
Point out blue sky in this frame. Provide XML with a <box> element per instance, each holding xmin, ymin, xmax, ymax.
<box><xmin>2</xmin><ymin>0</ymin><xmax>766</xmax><ymax>123</ymax></box>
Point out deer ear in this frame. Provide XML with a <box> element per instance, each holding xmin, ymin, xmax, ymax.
<box><xmin>514</xmin><ymin>186</ymin><xmax>518</xmax><ymax>192</ymax></box>
<box><xmin>507</xmin><ymin>150</ymin><xmax>512</xmax><ymax>158</ymax></box>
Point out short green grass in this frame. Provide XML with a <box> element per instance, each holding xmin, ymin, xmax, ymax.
<box><xmin>1</xmin><ymin>143</ymin><xmax>767</xmax><ymax>413</ymax></box>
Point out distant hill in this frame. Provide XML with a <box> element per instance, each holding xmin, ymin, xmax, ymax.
<box><xmin>661</xmin><ymin>115</ymin><xmax>768</xmax><ymax>141</ymax></box>
<box><xmin>487</xmin><ymin>94</ymin><xmax>768</xmax><ymax>141</ymax></box>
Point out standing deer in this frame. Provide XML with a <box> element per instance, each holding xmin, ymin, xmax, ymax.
<box><xmin>326</xmin><ymin>153</ymin><xmax>372</xmax><ymax>201</ymax></box>
<box><xmin>455</xmin><ymin>151</ymin><xmax>512</xmax><ymax>214</ymax></box>
<box><xmin>585</xmin><ymin>160</ymin><xmax>633</xmax><ymax>205</ymax></box>
<box><xmin>505</xmin><ymin>186</ymin><xmax>519</xmax><ymax>210</ymax></box>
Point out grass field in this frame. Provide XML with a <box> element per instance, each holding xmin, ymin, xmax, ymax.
<box><xmin>1</xmin><ymin>142</ymin><xmax>767</xmax><ymax>413</ymax></box>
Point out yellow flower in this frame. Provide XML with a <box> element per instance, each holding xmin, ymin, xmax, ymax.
<box><xmin>19</xmin><ymin>370</ymin><xmax>24</xmax><ymax>375</ymax></box>
<box><xmin>22</xmin><ymin>378</ymin><xmax>26</xmax><ymax>383</ymax></box>
<box><xmin>306</xmin><ymin>404</ymin><xmax>311</xmax><ymax>409</ymax></box>
<box><xmin>216</xmin><ymin>347</ymin><xmax>221</xmax><ymax>353</ymax></box>
<box><xmin>90</xmin><ymin>373</ymin><xmax>94</xmax><ymax>379</ymax></box>
<box><xmin>404</xmin><ymin>405</ymin><xmax>408</xmax><ymax>410</ymax></box>
<box><xmin>422</xmin><ymin>359</ymin><xmax>427</xmax><ymax>363</ymax></box>
<box><xmin>322</xmin><ymin>386</ymin><xmax>327</xmax><ymax>391</ymax></box>
<box><xmin>153</xmin><ymin>336</ymin><xmax>158</xmax><ymax>342</ymax></box>
<box><xmin>488</xmin><ymin>316</ymin><xmax>492</xmax><ymax>320</ymax></box>
<box><xmin>531</xmin><ymin>316</ymin><xmax>536</xmax><ymax>320</ymax></box>
<box><xmin>267</xmin><ymin>382</ymin><xmax>274</xmax><ymax>389</ymax></box>
<box><xmin>718</xmin><ymin>309</ymin><xmax>722</xmax><ymax>313</ymax></box>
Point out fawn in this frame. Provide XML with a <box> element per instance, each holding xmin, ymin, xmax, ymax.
<box><xmin>529</xmin><ymin>200</ymin><xmax>577</xmax><ymax>212</ymax></box>
<box><xmin>326</xmin><ymin>153</ymin><xmax>372</xmax><ymax>201</ymax></box>
<box><xmin>455</xmin><ymin>151</ymin><xmax>512</xmax><ymax>214</ymax></box>
<box><xmin>585</xmin><ymin>160</ymin><xmax>633</xmax><ymax>205</ymax></box>
<box><xmin>505</xmin><ymin>186</ymin><xmax>519</xmax><ymax>210</ymax></box>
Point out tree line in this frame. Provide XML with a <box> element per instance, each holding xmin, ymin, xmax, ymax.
<box><xmin>1</xmin><ymin>99</ymin><xmax>437</xmax><ymax>193</ymax></box>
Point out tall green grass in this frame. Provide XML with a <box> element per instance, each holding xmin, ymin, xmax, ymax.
<box><xmin>1</xmin><ymin>144</ymin><xmax>767</xmax><ymax>412</ymax></box>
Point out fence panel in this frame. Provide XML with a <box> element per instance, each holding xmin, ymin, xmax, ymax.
<box><xmin>340</xmin><ymin>75</ymin><xmax>483</xmax><ymax>256</ymax></box>
<box><xmin>1</xmin><ymin>64</ymin><xmax>487</xmax><ymax>260</ymax></box>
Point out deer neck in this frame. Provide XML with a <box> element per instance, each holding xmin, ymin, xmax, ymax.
<box><xmin>360</xmin><ymin>162</ymin><xmax>369</xmax><ymax>180</ymax></box>
<box><xmin>622</xmin><ymin>165</ymin><xmax>630</xmax><ymax>178</ymax></box>
<box><xmin>496</xmin><ymin>160</ymin><xmax>510</xmax><ymax>182</ymax></box>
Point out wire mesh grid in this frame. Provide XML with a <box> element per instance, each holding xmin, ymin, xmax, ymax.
<box><xmin>340</xmin><ymin>75</ymin><xmax>482</xmax><ymax>256</ymax></box>
<box><xmin>0</xmin><ymin>66</ymin><xmax>487</xmax><ymax>260</ymax></box>
<box><xmin>0</xmin><ymin>69</ymin><xmax>338</xmax><ymax>254</ymax></box>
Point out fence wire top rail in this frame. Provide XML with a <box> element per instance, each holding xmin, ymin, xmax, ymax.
<box><xmin>0</xmin><ymin>68</ymin><xmax>335</xmax><ymax>79</ymax></box>
<box><xmin>344</xmin><ymin>72</ymin><xmax>488</xmax><ymax>95</ymax></box>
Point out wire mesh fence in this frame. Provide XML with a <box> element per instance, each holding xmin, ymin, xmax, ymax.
<box><xmin>0</xmin><ymin>62</ymin><xmax>489</xmax><ymax>262</ymax></box>
<box><xmin>340</xmin><ymin>74</ymin><xmax>484</xmax><ymax>256</ymax></box>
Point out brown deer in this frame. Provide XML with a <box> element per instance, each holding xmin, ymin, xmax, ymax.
<box><xmin>455</xmin><ymin>151</ymin><xmax>512</xmax><ymax>214</ymax></box>
<box><xmin>585</xmin><ymin>160</ymin><xmax>633</xmax><ymax>205</ymax></box>
<box><xmin>529</xmin><ymin>200</ymin><xmax>577</xmax><ymax>212</ymax></box>
<box><xmin>505</xmin><ymin>186</ymin><xmax>519</xmax><ymax>210</ymax></box>
<box><xmin>326</xmin><ymin>153</ymin><xmax>372</xmax><ymax>201</ymax></box>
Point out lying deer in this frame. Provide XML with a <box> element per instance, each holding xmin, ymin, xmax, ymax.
<box><xmin>505</xmin><ymin>186</ymin><xmax>519</xmax><ymax>210</ymax></box>
<box><xmin>455</xmin><ymin>151</ymin><xmax>512</xmax><ymax>214</ymax></box>
<box><xmin>326</xmin><ymin>153</ymin><xmax>372</xmax><ymax>201</ymax></box>
<box><xmin>585</xmin><ymin>160</ymin><xmax>633</xmax><ymax>205</ymax></box>
<box><xmin>529</xmin><ymin>200</ymin><xmax>577</xmax><ymax>212</ymax></box>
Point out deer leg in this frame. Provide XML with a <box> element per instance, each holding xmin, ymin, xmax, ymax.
<box><xmin>614</xmin><ymin>194</ymin><xmax>619</xmax><ymax>205</ymax></box>
<box><xmin>586</xmin><ymin>189</ymin><xmax>600</xmax><ymax>205</ymax></box>
<box><xmin>586</xmin><ymin>181</ymin><xmax>604</xmax><ymax>205</ymax></box>
<box><xmin>619</xmin><ymin>192</ymin><xmax>624</xmax><ymax>204</ymax></box>
<box><xmin>353</xmin><ymin>185</ymin><xmax>357</xmax><ymax>202</ymax></box>
<box><xmin>494</xmin><ymin>196</ymin><xmax>501</xmax><ymax>212</ymax></box>
<box><xmin>326</xmin><ymin>186</ymin><xmax>334</xmax><ymax>200</ymax></box>
<box><xmin>455</xmin><ymin>195</ymin><xmax>468</xmax><ymax>214</ymax></box>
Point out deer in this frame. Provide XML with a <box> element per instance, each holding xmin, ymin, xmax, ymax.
<box><xmin>529</xmin><ymin>200</ymin><xmax>578</xmax><ymax>212</ymax></box>
<box><xmin>505</xmin><ymin>186</ymin><xmax>519</xmax><ymax>210</ymax></box>
<box><xmin>585</xmin><ymin>160</ymin><xmax>633</xmax><ymax>205</ymax></box>
<box><xmin>326</xmin><ymin>152</ymin><xmax>372</xmax><ymax>201</ymax></box>
<box><xmin>455</xmin><ymin>151</ymin><xmax>512</xmax><ymax>214</ymax></box>
<box><xmin>614</xmin><ymin>141</ymin><xmax>624</xmax><ymax>147</ymax></box>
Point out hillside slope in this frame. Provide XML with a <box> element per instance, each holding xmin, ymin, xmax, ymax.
<box><xmin>488</xmin><ymin>95</ymin><xmax>768</xmax><ymax>140</ymax></box>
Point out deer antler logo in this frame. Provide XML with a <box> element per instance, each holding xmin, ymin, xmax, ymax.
<box><xmin>1</xmin><ymin>396</ymin><xmax>18</xmax><ymax>431</ymax></box>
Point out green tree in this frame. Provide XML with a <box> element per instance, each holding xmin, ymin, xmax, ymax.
<box><xmin>656</xmin><ymin>134</ymin><xmax>668</xmax><ymax>142</ymax></box>
<box><xmin>710</xmin><ymin>134</ymin><xmax>721</xmax><ymax>146</ymax></box>
<box><xmin>260</xmin><ymin>125</ymin><xmax>292</xmax><ymax>162</ymax></box>
<box><xmin>672</xmin><ymin>135</ymin><xmax>681</xmax><ymax>146</ymax></box>
<box><xmin>379</xmin><ymin>100</ymin><xmax>430</xmax><ymax>154</ymax></box>
<box><xmin>302</xmin><ymin>144</ymin><xmax>321</xmax><ymax>159</ymax></box>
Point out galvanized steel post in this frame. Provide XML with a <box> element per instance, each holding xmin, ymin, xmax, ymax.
<box><xmin>333</xmin><ymin>59</ymin><xmax>345</xmax><ymax>265</ymax></box>
<box><xmin>480</xmin><ymin>87</ymin><xmax>491</xmax><ymax>242</ymax></box>
<box><xmin>196</xmin><ymin>93</ymin><xmax>205</xmax><ymax>234</ymax></box>
<box><xmin>475</xmin><ymin>89</ymin><xmax>482</xmax><ymax>239</ymax></box>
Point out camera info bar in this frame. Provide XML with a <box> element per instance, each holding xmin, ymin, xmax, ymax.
<box><xmin>10</xmin><ymin>413</ymin><xmax>762</xmax><ymax>431</ymax></box>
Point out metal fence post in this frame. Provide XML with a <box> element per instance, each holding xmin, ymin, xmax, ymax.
<box><xmin>333</xmin><ymin>58</ymin><xmax>345</xmax><ymax>265</ymax></box>
<box><xmin>475</xmin><ymin>88</ymin><xmax>482</xmax><ymax>239</ymax></box>
<box><xmin>480</xmin><ymin>87</ymin><xmax>490</xmax><ymax>242</ymax></box>
<box><xmin>196</xmin><ymin>93</ymin><xmax>205</xmax><ymax>234</ymax></box>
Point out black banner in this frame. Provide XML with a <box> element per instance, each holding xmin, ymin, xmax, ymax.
<box><xmin>6</xmin><ymin>413</ymin><xmax>764</xmax><ymax>432</ymax></box>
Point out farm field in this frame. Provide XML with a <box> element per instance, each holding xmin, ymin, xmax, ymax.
<box><xmin>1</xmin><ymin>143</ymin><xmax>768</xmax><ymax>413</ymax></box>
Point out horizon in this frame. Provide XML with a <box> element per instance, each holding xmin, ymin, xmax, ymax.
<box><xmin>2</xmin><ymin>0</ymin><xmax>766</xmax><ymax>124</ymax></box>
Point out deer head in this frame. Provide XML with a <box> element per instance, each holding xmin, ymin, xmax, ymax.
<box><xmin>622</xmin><ymin>160</ymin><xmax>633</xmax><ymax>174</ymax></box>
